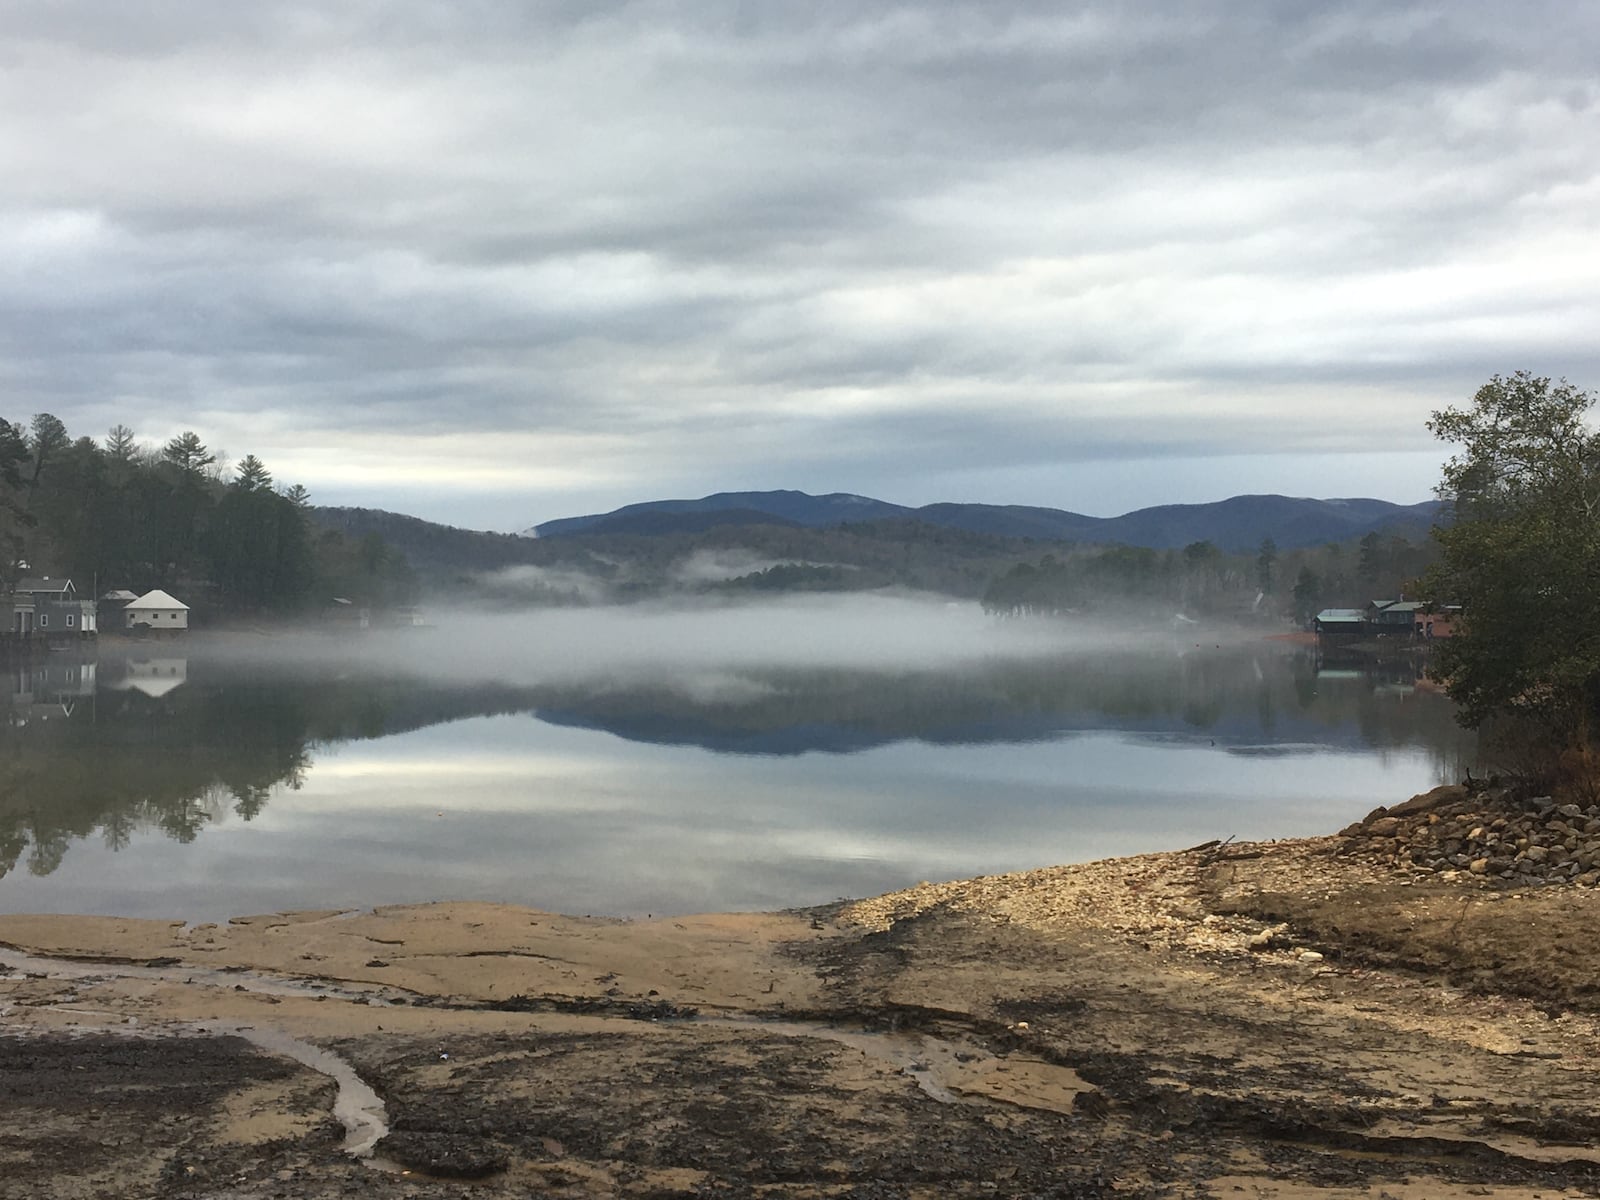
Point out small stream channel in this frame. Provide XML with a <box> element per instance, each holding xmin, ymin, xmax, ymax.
<box><xmin>2</xmin><ymin>946</ymin><xmax>1092</xmax><ymax>1169</ymax></box>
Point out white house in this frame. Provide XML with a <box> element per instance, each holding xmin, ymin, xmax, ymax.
<box><xmin>125</xmin><ymin>589</ymin><xmax>190</xmax><ymax>632</ymax></box>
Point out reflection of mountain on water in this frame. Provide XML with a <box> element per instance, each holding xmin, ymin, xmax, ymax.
<box><xmin>529</xmin><ymin>649</ymin><xmax>1472</xmax><ymax>764</ymax></box>
<box><xmin>0</xmin><ymin>643</ymin><xmax>1474</xmax><ymax>883</ymax></box>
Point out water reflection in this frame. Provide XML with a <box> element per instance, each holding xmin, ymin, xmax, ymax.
<box><xmin>0</xmin><ymin>640</ymin><xmax>1475</xmax><ymax>914</ymax></box>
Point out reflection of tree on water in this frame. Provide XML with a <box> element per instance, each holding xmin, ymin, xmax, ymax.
<box><xmin>0</xmin><ymin>654</ymin><xmax>541</xmax><ymax>880</ymax></box>
<box><xmin>0</xmin><ymin>642</ymin><xmax>1478</xmax><ymax>882</ymax></box>
<box><xmin>0</xmin><ymin>655</ymin><xmax>309</xmax><ymax>878</ymax></box>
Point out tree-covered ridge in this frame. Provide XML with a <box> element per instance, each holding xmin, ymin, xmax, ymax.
<box><xmin>0</xmin><ymin>417</ymin><xmax>414</xmax><ymax>613</ymax></box>
<box><xmin>314</xmin><ymin>507</ymin><xmax>1049</xmax><ymax>602</ymax></box>
<box><xmin>980</xmin><ymin>529</ymin><xmax>1436</xmax><ymax>623</ymax></box>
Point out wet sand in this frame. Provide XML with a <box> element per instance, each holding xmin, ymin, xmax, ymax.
<box><xmin>5</xmin><ymin>787</ymin><xmax>1600</xmax><ymax>1198</ymax></box>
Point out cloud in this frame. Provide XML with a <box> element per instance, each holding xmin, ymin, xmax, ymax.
<box><xmin>1</xmin><ymin>1</ymin><xmax>1596</xmax><ymax>524</ymax></box>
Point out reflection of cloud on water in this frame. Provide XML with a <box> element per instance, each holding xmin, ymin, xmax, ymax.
<box><xmin>1223</xmin><ymin>744</ymin><xmax>1332</xmax><ymax>758</ymax></box>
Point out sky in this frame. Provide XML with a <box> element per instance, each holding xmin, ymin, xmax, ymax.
<box><xmin>2</xmin><ymin>1</ymin><xmax>1597</xmax><ymax>532</ymax></box>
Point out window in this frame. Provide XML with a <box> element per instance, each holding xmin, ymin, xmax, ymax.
<box><xmin>39</xmin><ymin>614</ymin><xmax>47</xmax><ymax>628</ymax></box>
<box><xmin>67</xmin><ymin>614</ymin><xmax>75</xmax><ymax>628</ymax></box>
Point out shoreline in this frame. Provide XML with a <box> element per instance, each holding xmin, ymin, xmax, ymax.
<box><xmin>6</xmin><ymin>785</ymin><xmax>1600</xmax><ymax>1197</ymax></box>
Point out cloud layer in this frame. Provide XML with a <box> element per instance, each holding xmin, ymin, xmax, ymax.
<box><xmin>3</xmin><ymin>1</ymin><xmax>1596</xmax><ymax>525</ymax></box>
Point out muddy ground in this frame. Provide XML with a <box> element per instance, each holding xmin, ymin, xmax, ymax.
<box><xmin>5</xmin><ymin>785</ymin><xmax>1600</xmax><ymax>1198</ymax></box>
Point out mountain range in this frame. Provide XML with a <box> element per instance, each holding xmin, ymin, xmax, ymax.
<box><xmin>526</xmin><ymin>490</ymin><xmax>1438</xmax><ymax>552</ymax></box>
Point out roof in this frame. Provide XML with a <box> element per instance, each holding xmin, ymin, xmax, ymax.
<box><xmin>1371</xmin><ymin>600</ymin><xmax>1427</xmax><ymax>613</ymax></box>
<box><xmin>101</xmin><ymin>589</ymin><xmax>140</xmax><ymax>602</ymax></box>
<box><xmin>15</xmin><ymin>577</ymin><xmax>72</xmax><ymax>594</ymax></box>
<box><xmin>125</xmin><ymin>589</ymin><xmax>190</xmax><ymax>611</ymax></box>
<box><xmin>1315</xmin><ymin>608</ymin><xmax>1367</xmax><ymax>624</ymax></box>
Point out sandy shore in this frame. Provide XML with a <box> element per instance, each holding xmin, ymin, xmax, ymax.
<box><xmin>6</xmin><ymin>786</ymin><xmax>1600</xmax><ymax>1198</ymax></box>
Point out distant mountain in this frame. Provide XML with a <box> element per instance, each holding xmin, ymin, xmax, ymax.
<box><xmin>559</xmin><ymin>506</ymin><xmax>805</xmax><ymax>537</ymax></box>
<box><xmin>531</xmin><ymin>490</ymin><xmax>908</xmax><ymax>538</ymax></box>
<box><xmin>528</xmin><ymin>491</ymin><xmax>1439</xmax><ymax>552</ymax></box>
<box><xmin>310</xmin><ymin>506</ymin><xmax>604</xmax><ymax>575</ymax></box>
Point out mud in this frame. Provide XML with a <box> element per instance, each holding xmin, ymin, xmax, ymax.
<box><xmin>6</xmin><ymin>799</ymin><xmax>1600</xmax><ymax>1198</ymax></box>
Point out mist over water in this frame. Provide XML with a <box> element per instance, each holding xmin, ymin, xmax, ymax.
<box><xmin>198</xmin><ymin>594</ymin><xmax>1258</xmax><ymax>685</ymax></box>
<box><xmin>0</xmin><ymin>596</ymin><xmax>1473</xmax><ymax>919</ymax></box>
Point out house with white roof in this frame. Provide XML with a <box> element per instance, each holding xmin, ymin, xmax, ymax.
<box><xmin>124</xmin><ymin>589</ymin><xmax>190</xmax><ymax>633</ymax></box>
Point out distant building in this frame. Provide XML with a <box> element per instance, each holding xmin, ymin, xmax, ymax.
<box><xmin>325</xmin><ymin>598</ymin><xmax>371</xmax><ymax>630</ymax></box>
<box><xmin>5</xmin><ymin>577</ymin><xmax>97</xmax><ymax>639</ymax></box>
<box><xmin>1315</xmin><ymin>600</ymin><xmax>1455</xmax><ymax>644</ymax></box>
<box><xmin>124</xmin><ymin>589</ymin><xmax>190</xmax><ymax>633</ymax></box>
<box><xmin>1367</xmin><ymin>599</ymin><xmax>1428</xmax><ymax>635</ymax></box>
<box><xmin>99</xmin><ymin>589</ymin><xmax>140</xmax><ymax>624</ymax></box>
<box><xmin>1312</xmin><ymin>608</ymin><xmax>1367</xmax><ymax>641</ymax></box>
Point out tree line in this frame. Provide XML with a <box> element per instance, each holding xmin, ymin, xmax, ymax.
<box><xmin>980</xmin><ymin>530</ymin><xmax>1436</xmax><ymax>622</ymax></box>
<box><xmin>0</xmin><ymin>416</ymin><xmax>414</xmax><ymax>615</ymax></box>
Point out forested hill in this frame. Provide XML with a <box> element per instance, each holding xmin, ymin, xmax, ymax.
<box><xmin>528</xmin><ymin>490</ymin><xmax>1438</xmax><ymax>551</ymax></box>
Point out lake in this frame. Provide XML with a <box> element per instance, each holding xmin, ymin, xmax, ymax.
<box><xmin>0</xmin><ymin>598</ymin><xmax>1475</xmax><ymax>919</ymax></box>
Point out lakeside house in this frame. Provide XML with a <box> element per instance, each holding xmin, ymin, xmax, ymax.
<box><xmin>1367</xmin><ymin>599</ymin><xmax>1429</xmax><ymax>634</ymax></box>
<box><xmin>2</xmin><ymin>577</ymin><xmax>98</xmax><ymax>640</ymax></box>
<box><xmin>1311</xmin><ymin>608</ymin><xmax>1367</xmax><ymax>642</ymax></box>
<box><xmin>99</xmin><ymin>589</ymin><xmax>140</xmax><ymax>625</ymax></box>
<box><xmin>124</xmin><ymin>589</ymin><xmax>190</xmax><ymax>634</ymax></box>
<box><xmin>1314</xmin><ymin>599</ymin><xmax>1457</xmax><ymax>644</ymax></box>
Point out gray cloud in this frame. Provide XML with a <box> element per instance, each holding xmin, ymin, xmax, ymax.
<box><xmin>0</xmin><ymin>1</ymin><xmax>1596</xmax><ymax>522</ymax></box>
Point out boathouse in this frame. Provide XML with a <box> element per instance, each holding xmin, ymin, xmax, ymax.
<box><xmin>124</xmin><ymin>589</ymin><xmax>190</xmax><ymax>633</ymax></box>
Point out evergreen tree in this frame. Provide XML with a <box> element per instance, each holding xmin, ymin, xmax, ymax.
<box><xmin>235</xmin><ymin>455</ymin><xmax>273</xmax><ymax>492</ymax></box>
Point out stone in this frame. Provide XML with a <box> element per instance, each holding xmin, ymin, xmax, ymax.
<box><xmin>1469</xmin><ymin>858</ymin><xmax>1490</xmax><ymax>874</ymax></box>
<box><xmin>1389</xmin><ymin>784</ymin><xmax>1469</xmax><ymax>816</ymax></box>
<box><xmin>1366</xmin><ymin>817</ymin><xmax>1403</xmax><ymax>837</ymax></box>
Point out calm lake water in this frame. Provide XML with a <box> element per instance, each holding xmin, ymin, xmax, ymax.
<box><xmin>0</xmin><ymin>600</ymin><xmax>1475</xmax><ymax>919</ymax></box>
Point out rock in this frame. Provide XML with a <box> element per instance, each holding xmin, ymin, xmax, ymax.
<box><xmin>1388</xmin><ymin>784</ymin><xmax>1468</xmax><ymax>817</ymax></box>
<box><xmin>1297</xmin><ymin>950</ymin><xmax>1325</xmax><ymax>963</ymax></box>
<box><xmin>1469</xmin><ymin>858</ymin><xmax>1490</xmax><ymax>874</ymax></box>
<box><xmin>1366</xmin><ymin>817</ymin><xmax>1403</xmax><ymax>837</ymax></box>
<box><xmin>1524</xmin><ymin>845</ymin><xmax>1550</xmax><ymax>863</ymax></box>
<box><xmin>1557</xmin><ymin>803</ymin><xmax>1584</xmax><ymax>818</ymax></box>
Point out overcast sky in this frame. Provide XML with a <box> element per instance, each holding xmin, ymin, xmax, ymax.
<box><xmin>2</xmin><ymin>2</ymin><xmax>1596</xmax><ymax>530</ymax></box>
